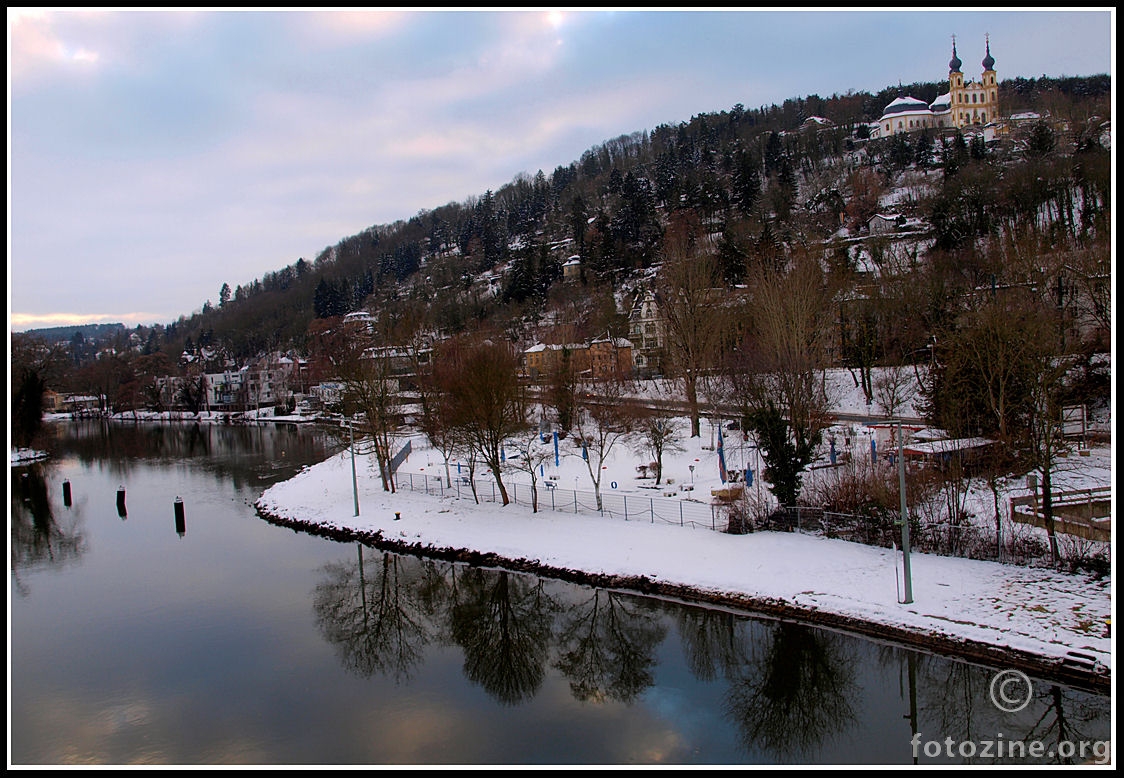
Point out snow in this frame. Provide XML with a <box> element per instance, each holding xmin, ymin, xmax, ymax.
<box><xmin>254</xmin><ymin>380</ymin><xmax>1114</xmax><ymax>682</ymax></box>
<box><xmin>10</xmin><ymin>448</ymin><xmax>49</xmax><ymax>466</ymax></box>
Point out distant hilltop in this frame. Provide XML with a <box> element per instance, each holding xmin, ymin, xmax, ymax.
<box><xmin>19</xmin><ymin>322</ymin><xmax>126</xmax><ymax>341</ymax></box>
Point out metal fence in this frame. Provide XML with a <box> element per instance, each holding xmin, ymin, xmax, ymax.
<box><xmin>394</xmin><ymin>471</ymin><xmax>723</xmax><ymax>530</ymax></box>
<box><xmin>760</xmin><ymin>505</ymin><xmax>1110</xmax><ymax>571</ymax></box>
<box><xmin>390</xmin><ymin>470</ymin><xmax>1110</xmax><ymax>572</ymax></box>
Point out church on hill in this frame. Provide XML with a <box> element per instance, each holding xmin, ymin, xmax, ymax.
<box><xmin>871</xmin><ymin>35</ymin><xmax>1000</xmax><ymax>138</ymax></box>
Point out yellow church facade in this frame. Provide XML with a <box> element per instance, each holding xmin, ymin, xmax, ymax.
<box><xmin>873</xmin><ymin>36</ymin><xmax>999</xmax><ymax>138</ymax></box>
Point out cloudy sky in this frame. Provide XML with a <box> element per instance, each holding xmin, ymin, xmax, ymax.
<box><xmin>8</xmin><ymin>8</ymin><xmax>1114</xmax><ymax>330</ymax></box>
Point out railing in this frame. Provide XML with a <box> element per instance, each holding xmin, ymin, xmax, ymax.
<box><xmin>391</xmin><ymin>470</ymin><xmax>1109</xmax><ymax>571</ymax></box>
<box><xmin>762</xmin><ymin>504</ymin><xmax>1110</xmax><ymax>570</ymax></box>
<box><xmin>394</xmin><ymin>471</ymin><xmax>723</xmax><ymax>531</ymax></box>
<box><xmin>1009</xmin><ymin>486</ymin><xmax>1111</xmax><ymax>543</ymax></box>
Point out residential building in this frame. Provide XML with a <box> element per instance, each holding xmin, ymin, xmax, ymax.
<box><xmin>628</xmin><ymin>285</ymin><xmax>666</xmax><ymax>377</ymax></box>
<box><xmin>588</xmin><ymin>335</ymin><xmax>633</xmax><ymax>380</ymax></box>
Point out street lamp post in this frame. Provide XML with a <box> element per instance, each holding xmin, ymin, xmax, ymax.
<box><xmin>897</xmin><ymin>419</ymin><xmax>913</xmax><ymax>603</ymax></box>
<box><xmin>350</xmin><ymin>418</ymin><xmax>360</xmax><ymax>517</ymax></box>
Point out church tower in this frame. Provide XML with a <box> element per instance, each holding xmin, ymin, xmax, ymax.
<box><xmin>948</xmin><ymin>35</ymin><xmax>999</xmax><ymax>129</ymax></box>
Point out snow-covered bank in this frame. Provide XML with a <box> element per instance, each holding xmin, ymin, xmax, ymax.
<box><xmin>10</xmin><ymin>448</ymin><xmax>49</xmax><ymax>466</ymax></box>
<box><xmin>256</xmin><ymin>447</ymin><xmax>1112</xmax><ymax>691</ymax></box>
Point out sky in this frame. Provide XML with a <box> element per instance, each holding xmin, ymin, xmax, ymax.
<box><xmin>7</xmin><ymin>8</ymin><xmax>1116</xmax><ymax>331</ymax></box>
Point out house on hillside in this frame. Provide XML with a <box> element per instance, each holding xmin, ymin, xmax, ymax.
<box><xmin>206</xmin><ymin>370</ymin><xmax>245</xmax><ymax>409</ymax></box>
<box><xmin>522</xmin><ymin>342</ymin><xmax>590</xmax><ymax>381</ymax></box>
<box><xmin>628</xmin><ymin>285</ymin><xmax>666</xmax><ymax>377</ymax></box>
<box><xmin>867</xmin><ymin>213</ymin><xmax>905</xmax><ymax>235</ymax></box>
<box><xmin>562</xmin><ymin>256</ymin><xmax>582</xmax><ymax>282</ymax></box>
<box><xmin>588</xmin><ymin>335</ymin><xmax>633</xmax><ymax>380</ymax></box>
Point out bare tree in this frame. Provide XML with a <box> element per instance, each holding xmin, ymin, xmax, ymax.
<box><xmin>633</xmin><ymin>412</ymin><xmax>684</xmax><ymax>486</ymax></box>
<box><xmin>326</xmin><ymin>318</ymin><xmax>403</xmax><ymax>493</ymax></box>
<box><xmin>508</xmin><ymin>431</ymin><xmax>555</xmax><ymax>513</ymax></box>
<box><xmin>415</xmin><ymin>355</ymin><xmax>458</xmax><ymax>489</ymax></box>
<box><xmin>873</xmin><ymin>363</ymin><xmax>916</xmax><ymax>418</ymax></box>
<box><xmin>545</xmin><ymin>346</ymin><xmax>579</xmax><ymax>433</ymax></box>
<box><xmin>730</xmin><ymin>251</ymin><xmax>836</xmax><ymax>506</ymax></box>
<box><xmin>1024</xmin><ymin>347</ymin><xmax>1079</xmax><ymax>567</ymax></box>
<box><xmin>442</xmin><ymin>337</ymin><xmax>529</xmax><ymax>506</ymax></box>
<box><xmin>571</xmin><ymin>377</ymin><xmax>642</xmax><ymax>510</ymax></box>
<box><xmin>656</xmin><ymin>212</ymin><xmax>728</xmax><ymax>438</ymax></box>
<box><xmin>11</xmin><ymin>332</ymin><xmax>68</xmax><ymax>447</ymax></box>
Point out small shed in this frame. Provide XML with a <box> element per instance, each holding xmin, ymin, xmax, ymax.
<box><xmin>903</xmin><ymin>437</ymin><xmax>998</xmax><ymax>471</ymax></box>
<box><xmin>563</xmin><ymin>256</ymin><xmax>581</xmax><ymax>281</ymax></box>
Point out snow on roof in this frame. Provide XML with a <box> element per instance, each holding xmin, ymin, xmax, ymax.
<box><xmin>881</xmin><ymin>96</ymin><xmax>931</xmax><ymax>116</ymax></box>
<box><xmin>903</xmin><ymin>437</ymin><xmax>997</xmax><ymax>455</ymax></box>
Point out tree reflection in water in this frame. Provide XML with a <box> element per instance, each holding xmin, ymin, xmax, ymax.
<box><xmin>724</xmin><ymin>622</ymin><xmax>858</xmax><ymax>761</ymax></box>
<box><xmin>314</xmin><ymin>552</ymin><xmax>669</xmax><ymax>708</ymax></box>
<box><xmin>308</xmin><ymin>549</ymin><xmax>1108</xmax><ymax>764</ymax></box>
<box><xmin>450</xmin><ymin>568</ymin><xmax>556</xmax><ymax>706</ymax></box>
<box><xmin>553</xmin><ymin>589</ymin><xmax>666</xmax><ymax>704</ymax></box>
<box><xmin>10</xmin><ymin>464</ymin><xmax>87</xmax><ymax>596</ymax></box>
<box><xmin>895</xmin><ymin>644</ymin><xmax>1111</xmax><ymax>765</ymax></box>
<box><xmin>313</xmin><ymin>545</ymin><xmax>432</xmax><ymax>683</ymax></box>
<box><xmin>676</xmin><ymin>608</ymin><xmax>756</xmax><ymax>682</ymax></box>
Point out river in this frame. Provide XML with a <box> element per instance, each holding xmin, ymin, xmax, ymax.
<box><xmin>9</xmin><ymin>420</ymin><xmax>1112</xmax><ymax>765</ymax></box>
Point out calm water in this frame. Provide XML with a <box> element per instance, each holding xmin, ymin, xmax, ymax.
<box><xmin>9</xmin><ymin>421</ymin><xmax>1112</xmax><ymax>765</ymax></box>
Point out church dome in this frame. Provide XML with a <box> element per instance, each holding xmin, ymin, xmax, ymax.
<box><xmin>982</xmin><ymin>38</ymin><xmax>995</xmax><ymax>70</ymax></box>
<box><xmin>949</xmin><ymin>42</ymin><xmax>962</xmax><ymax>73</ymax></box>
<box><xmin>882</xmin><ymin>96</ymin><xmax>931</xmax><ymax>117</ymax></box>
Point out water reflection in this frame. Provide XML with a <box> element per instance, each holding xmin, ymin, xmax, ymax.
<box><xmin>554</xmin><ymin>589</ymin><xmax>666</xmax><ymax>704</ymax></box>
<box><xmin>902</xmin><ymin>647</ymin><xmax>1112</xmax><ymax>765</ymax></box>
<box><xmin>725</xmin><ymin>623</ymin><xmax>858</xmax><ymax>761</ymax></box>
<box><xmin>311</xmin><ymin>548</ymin><xmax>1110</xmax><ymax>763</ymax></box>
<box><xmin>314</xmin><ymin>547</ymin><xmax>432</xmax><ymax>683</ymax></box>
<box><xmin>10</xmin><ymin>464</ymin><xmax>87</xmax><ymax>595</ymax></box>
<box><xmin>450</xmin><ymin>568</ymin><xmax>555</xmax><ymax>705</ymax></box>
<box><xmin>44</xmin><ymin>419</ymin><xmax>343</xmax><ymax>489</ymax></box>
<box><xmin>11</xmin><ymin>421</ymin><xmax>1111</xmax><ymax>765</ymax></box>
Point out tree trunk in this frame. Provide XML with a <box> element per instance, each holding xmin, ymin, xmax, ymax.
<box><xmin>686</xmin><ymin>376</ymin><xmax>701</xmax><ymax>438</ymax></box>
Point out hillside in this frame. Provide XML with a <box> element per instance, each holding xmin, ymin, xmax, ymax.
<box><xmin>12</xmin><ymin>73</ymin><xmax>1111</xmax><ymax>434</ymax></box>
<box><xmin>119</xmin><ymin>73</ymin><xmax>1107</xmax><ymax>363</ymax></box>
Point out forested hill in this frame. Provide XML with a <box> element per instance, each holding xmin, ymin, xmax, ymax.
<box><xmin>22</xmin><ymin>323</ymin><xmax>126</xmax><ymax>342</ymax></box>
<box><xmin>78</xmin><ymin>73</ymin><xmax>1114</xmax><ymax>364</ymax></box>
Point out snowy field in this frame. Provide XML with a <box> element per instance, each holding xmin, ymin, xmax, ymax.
<box><xmin>256</xmin><ymin>405</ymin><xmax>1113</xmax><ymax>683</ymax></box>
